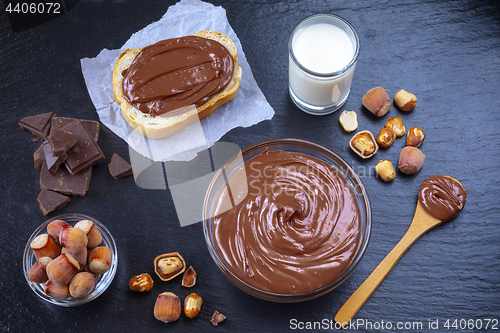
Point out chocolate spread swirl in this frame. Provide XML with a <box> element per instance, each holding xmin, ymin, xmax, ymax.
<box><xmin>122</xmin><ymin>36</ymin><xmax>234</xmax><ymax>116</ymax></box>
<box><xmin>211</xmin><ymin>150</ymin><xmax>361</xmax><ymax>294</ymax></box>
<box><xmin>418</xmin><ymin>175</ymin><xmax>467</xmax><ymax>221</ymax></box>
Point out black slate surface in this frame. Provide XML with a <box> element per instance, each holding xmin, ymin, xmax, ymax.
<box><xmin>1</xmin><ymin>0</ymin><xmax>499</xmax><ymax>332</ymax></box>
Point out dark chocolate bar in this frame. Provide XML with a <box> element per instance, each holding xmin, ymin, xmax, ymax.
<box><xmin>37</xmin><ymin>189</ymin><xmax>70</xmax><ymax>215</ymax></box>
<box><xmin>40</xmin><ymin>160</ymin><xmax>92</xmax><ymax>196</ymax></box>
<box><xmin>51</xmin><ymin>117</ymin><xmax>100</xmax><ymax>142</ymax></box>
<box><xmin>61</xmin><ymin>120</ymin><xmax>105</xmax><ymax>175</ymax></box>
<box><xmin>19</xmin><ymin>112</ymin><xmax>56</xmax><ymax>139</ymax></box>
<box><xmin>109</xmin><ymin>153</ymin><xmax>133</xmax><ymax>179</ymax></box>
<box><xmin>48</xmin><ymin>128</ymin><xmax>76</xmax><ymax>157</ymax></box>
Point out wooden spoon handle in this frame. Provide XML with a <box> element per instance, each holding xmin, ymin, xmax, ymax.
<box><xmin>334</xmin><ymin>229</ymin><xmax>422</xmax><ymax>325</ymax></box>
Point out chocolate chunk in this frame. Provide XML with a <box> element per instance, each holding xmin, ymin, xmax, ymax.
<box><xmin>108</xmin><ymin>153</ymin><xmax>133</xmax><ymax>179</ymax></box>
<box><xmin>61</xmin><ymin>120</ymin><xmax>105</xmax><ymax>175</ymax></box>
<box><xmin>34</xmin><ymin>141</ymin><xmax>67</xmax><ymax>174</ymax></box>
<box><xmin>51</xmin><ymin>117</ymin><xmax>100</xmax><ymax>142</ymax></box>
<box><xmin>34</xmin><ymin>142</ymin><xmax>48</xmax><ymax>172</ymax></box>
<box><xmin>40</xmin><ymin>160</ymin><xmax>92</xmax><ymax>196</ymax></box>
<box><xmin>43</xmin><ymin>143</ymin><xmax>67</xmax><ymax>175</ymax></box>
<box><xmin>19</xmin><ymin>112</ymin><xmax>56</xmax><ymax>139</ymax></box>
<box><xmin>48</xmin><ymin>128</ymin><xmax>76</xmax><ymax>157</ymax></box>
<box><xmin>37</xmin><ymin>189</ymin><xmax>70</xmax><ymax>215</ymax></box>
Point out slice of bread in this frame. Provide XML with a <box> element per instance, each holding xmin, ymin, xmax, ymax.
<box><xmin>113</xmin><ymin>31</ymin><xmax>242</xmax><ymax>139</ymax></box>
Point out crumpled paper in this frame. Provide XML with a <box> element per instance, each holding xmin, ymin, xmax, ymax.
<box><xmin>80</xmin><ymin>0</ymin><xmax>274</xmax><ymax>161</ymax></box>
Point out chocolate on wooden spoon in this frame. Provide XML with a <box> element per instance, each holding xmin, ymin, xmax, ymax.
<box><xmin>335</xmin><ymin>175</ymin><xmax>467</xmax><ymax>325</ymax></box>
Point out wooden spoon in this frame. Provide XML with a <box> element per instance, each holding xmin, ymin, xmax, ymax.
<box><xmin>335</xmin><ymin>177</ymin><xmax>465</xmax><ymax>325</ymax></box>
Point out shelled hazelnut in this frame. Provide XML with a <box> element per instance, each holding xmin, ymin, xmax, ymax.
<box><xmin>385</xmin><ymin>117</ymin><xmax>405</xmax><ymax>137</ymax></box>
<box><xmin>184</xmin><ymin>293</ymin><xmax>202</xmax><ymax>318</ymax></box>
<box><xmin>406</xmin><ymin>127</ymin><xmax>426</xmax><ymax>147</ymax></box>
<box><xmin>394</xmin><ymin>89</ymin><xmax>417</xmax><ymax>111</ymax></box>
<box><xmin>350</xmin><ymin>131</ymin><xmax>379</xmax><ymax>159</ymax></box>
<box><xmin>375</xmin><ymin>160</ymin><xmax>396</xmax><ymax>182</ymax></box>
<box><xmin>376</xmin><ymin>128</ymin><xmax>396</xmax><ymax>148</ymax></box>
<box><xmin>339</xmin><ymin>110</ymin><xmax>358</xmax><ymax>132</ymax></box>
<box><xmin>129</xmin><ymin>273</ymin><xmax>154</xmax><ymax>292</ymax></box>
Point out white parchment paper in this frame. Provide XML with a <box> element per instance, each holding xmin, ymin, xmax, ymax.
<box><xmin>80</xmin><ymin>0</ymin><xmax>274</xmax><ymax>161</ymax></box>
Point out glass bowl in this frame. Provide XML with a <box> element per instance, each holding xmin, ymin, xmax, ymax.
<box><xmin>203</xmin><ymin>138</ymin><xmax>371</xmax><ymax>302</ymax></box>
<box><xmin>23</xmin><ymin>213</ymin><xmax>118</xmax><ymax>307</ymax></box>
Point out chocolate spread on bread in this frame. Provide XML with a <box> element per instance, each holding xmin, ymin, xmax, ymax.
<box><xmin>418</xmin><ymin>175</ymin><xmax>467</xmax><ymax>221</ymax></box>
<box><xmin>122</xmin><ymin>36</ymin><xmax>234</xmax><ymax>116</ymax></box>
<box><xmin>211</xmin><ymin>150</ymin><xmax>361</xmax><ymax>294</ymax></box>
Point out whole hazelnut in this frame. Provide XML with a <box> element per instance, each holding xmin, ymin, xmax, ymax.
<box><xmin>154</xmin><ymin>292</ymin><xmax>181</xmax><ymax>323</ymax></box>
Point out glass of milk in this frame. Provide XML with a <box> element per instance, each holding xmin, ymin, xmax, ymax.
<box><xmin>289</xmin><ymin>14</ymin><xmax>360</xmax><ymax>115</ymax></box>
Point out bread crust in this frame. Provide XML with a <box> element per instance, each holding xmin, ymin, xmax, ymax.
<box><xmin>112</xmin><ymin>31</ymin><xmax>242</xmax><ymax>139</ymax></box>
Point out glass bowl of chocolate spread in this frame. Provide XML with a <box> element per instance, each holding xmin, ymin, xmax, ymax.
<box><xmin>203</xmin><ymin>139</ymin><xmax>371</xmax><ymax>302</ymax></box>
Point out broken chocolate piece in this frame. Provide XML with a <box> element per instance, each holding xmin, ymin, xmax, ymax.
<box><xmin>61</xmin><ymin>120</ymin><xmax>105</xmax><ymax>175</ymax></box>
<box><xmin>211</xmin><ymin>311</ymin><xmax>226</xmax><ymax>326</ymax></box>
<box><xmin>40</xmin><ymin>160</ymin><xmax>92</xmax><ymax>196</ymax></box>
<box><xmin>51</xmin><ymin>117</ymin><xmax>100</xmax><ymax>142</ymax></box>
<box><xmin>43</xmin><ymin>143</ymin><xmax>67</xmax><ymax>176</ymax></box>
<box><xmin>37</xmin><ymin>189</ymin><xmax>70</xmax><ymax>215</ymax></box>
<box><xmin>108</xmin><ymin>153</ymin><xmax>133</xmax><ymax>179</ymax></box>
<box><xmin>48</xmin><ymin>128</ymin><xmax>76</xmax><ymax>157</ymax></box>
<box><xmin>19</xmin><ymin>112</ymin><xmax>56</xmax><ymax>139</ymax></box>
<box><xmin>34</xmin><ymin>142</ymin><xmax>48</xmax><ymax>172</ymax></box>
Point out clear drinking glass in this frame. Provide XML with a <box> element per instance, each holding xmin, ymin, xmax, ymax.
<box><xmin>289</xmin><ymin>14</ymin><xmax>360</xmax><ymax>115</ymax></box>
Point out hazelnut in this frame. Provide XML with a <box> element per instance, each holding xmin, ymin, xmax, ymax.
<box><xmin>385</xmin><ymin>117</ymin><xmax>405</xmax><ymax>137</ymax></box>
<box><xmin>74</xmin><ymin>219</ymin><xmax>102</xmax><ymax>248</ymax></box>
<box><xmin>154</xmin><ymin>252</ymin><xmax>186</xmax><ymax>281</ymax></box>
<box><xmin>129</xmin><ymin>273</ymin><xmax>154</xmax><ymax>292</ymax></box>
<box><xmin>28</xmin><ymin>260</ymin><xmax>49</xmax><ymax>284</ymax></box>
<box><xmin>406</xmin><ymin>127</ymin><xmax>426</xmax><ymax>147</ymax></box>
<box><xmin>154</xmin><ymin>292</ymin><xmax>181</xmax><ymax>323</ymax></box>
<box><xmin>46</xmin><ymin>253</ymin><xmax>80</xmax><ymax>287</ymax></box>
<box><xmin>339</xmin><ymin>110</ymin><xmax>358</xmax><ymax>132</ymax></box>
<box><xmin>88</xmin><ymin>246</ymin><xmax>112</xmax><ymax>275</ymax></box>
<box><xmin>376</xmin><ymin>128</ymin><xmax>396</xmax><ymax>148</ymax></box>
<box><xmin>69</xmin><ymin>272</ymin><xmax>98</xmax><ymax>298</ymax></box>
<box><xmin>398</xmin><ymin>146</ymin><xmax>426</xmax><ymax>175</ymax></box>
<box><xmin>61</xmin><ymin>247</ymin><xmax>87</xmax><ymax>271</ymax></box>
<box><xmin>30</xmin><ymin>233</ymin><xmax>61</xmax><ymax>260</ymax></box>
<box><xmin>394</xmin><ymin>89</ymin><xmax>417</xmax><ymax>111</ymax></box>
<box><xmin>375</xmin><ymin>160</ymin><xmax>396</xmax><ymax>182</ymax></box>
<box><xmin>362</xmin><ymin>87</ymin><xmax>392</xmax><ymax>117</ymax></box>
<box><xmin>182</xmin><ymin>266</ymin><xmax>197</xmax><ymax>288</ymax></box>
<box><xmin>184</xmin><ymin>293</ymin><xmax>202</xmax><ymax>319</ymax></box>
<box><xmin>59</xmin><ymin>227</ymin><xmax>88</xmax><ymax>253</ymax></box>
<box><xmin>44</xmin><ymin>280</ymin><xmax>70</xmax><ymax>300</ymax></box>
<box><xmin>47</xmin><ymin>219</ymin><xmax>71</xmax><ymax>241</ymax></box>
<box><xmin>349</xmin><ymin>131</ymin><xmax>379</xmax><ymax>159</ymax></box>
<box><xmin>211</xmin><ymin>311</ymin><xmax>227</xmax><ymax>326</ymax></box>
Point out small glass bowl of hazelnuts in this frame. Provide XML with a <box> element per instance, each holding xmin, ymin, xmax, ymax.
<box><xmin>23</xmin><ymin>213</ymin><xmax>117</xmax><ymax>307</ymax></box>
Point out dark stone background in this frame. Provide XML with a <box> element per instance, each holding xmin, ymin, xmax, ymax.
<box><xmin>1</xmin><ymin>0</ymin><xmax>499</xmax><ymax>332</ymax></box>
